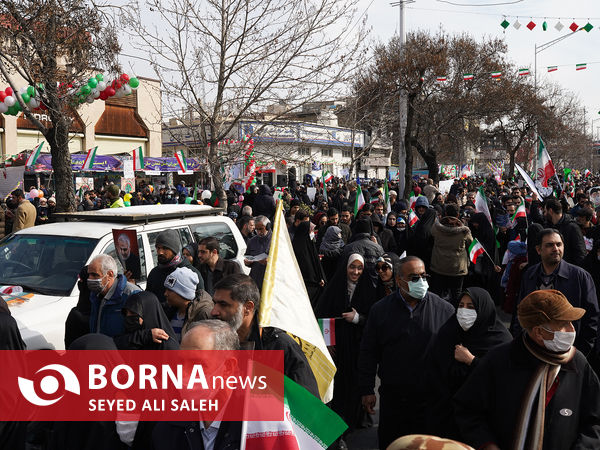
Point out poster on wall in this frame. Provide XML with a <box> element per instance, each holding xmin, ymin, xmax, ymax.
<box><xmin>123</xmin><ymin>159</ymin><xmax>135</xmax><ymax>179</ymax></box>
<box><xmin>121</xmin><ymin>178</ymin><xmax>135</xmax><ymax>193</ymax></box>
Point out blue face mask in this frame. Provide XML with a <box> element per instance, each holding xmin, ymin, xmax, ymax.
<box><xmin>406</xmin><ymin>278</ymin><xmax>428</xmax><ymax>299</ymax></box>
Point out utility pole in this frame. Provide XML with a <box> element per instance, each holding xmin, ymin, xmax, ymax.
<box><xmin>390</xmin><ymin>0</ymin><xmax>414</xmax><ymax>197</ymax></box>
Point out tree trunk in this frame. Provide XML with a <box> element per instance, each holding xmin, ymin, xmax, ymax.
<box><xmin>508</xmin><ymin>149</ymin><xmax>516</xmax><ymax>179</ymax></box>
<box><xmin>46</xmin><ymin>118</ymin><xmax>76</xmax><ymax>213</ymax></box>
<box><xmin>403</xmin><ymin>93</ymin><xmax>417</xmax><ymax>199</ymax></box>
<box><xmin>425</xmin><ymin>153</ymin><xmax>439</xmax><ymax>184</ymax></box>
<box><xmin>208</xmin><ymin>144</ymin><xmax>228</xmax><ymax>211</ymax></box>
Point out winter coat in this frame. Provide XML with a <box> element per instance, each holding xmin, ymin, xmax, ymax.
<box><xmin>146</xmin><ymin>257</ymin><xmax>204</xmax><ymax>305</ymax></box>
<box><xmin>12</xmin><ymin>199</ymin><xmax>36</xmax><ymax>232</ymax></box>
<box><xmin>180</xmin><ymin>290</ymin><xmax>214</xmax><ymax>337</ymax></box>
<box><xmin>253</xmin><ymin>185</ymin><xmax>276</xmax><ymax>220</ymax></box>
<box><xmin>430</xmin><ymin>217</ymin><xmax>473</xmax><ymax>277</ymax></box>
<box><xmin>89</xmin><ymin>275</ymin><xmax>140</xmax><ymax>337</ymax></box>
<box><xmin>550</xmin><ymin>214</ymin><xmax>587</xmax><ymax>266</ymax></box>
<box><xmin>454</xmin><ymin>334</ymin><xmax>600</xmax><ymax>450</ymax></box>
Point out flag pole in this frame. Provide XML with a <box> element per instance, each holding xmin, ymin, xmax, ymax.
<box><xmin>480</xmin><ymin>244</ymin><xmax>496</xmax><ymax>265</ymax></box>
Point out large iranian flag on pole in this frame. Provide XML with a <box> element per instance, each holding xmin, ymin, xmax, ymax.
<box><xmin>174</xmin><ymin>150</ymin><xmax>188</xmax><ymax>172</ymax></box>
<box><xmin>469</xmin><ymin>238</ymin><xmax>485</xmax><ymax>264</ymax></box>
<box><xmin>475</xmin><ymin>187</ymin><xmax>492</xmax><ymax>225</ymax></box>
<box><xmin>243</xmin><ymin>376</ymin><xmax>347</xmax><ymax>450</ymax></box>
<box><xmin>25</xmin><ymin>142</ymin><xmax>43</xmax><ymax>167</ymax></box>
<box><xmin>81</xmin><ymin>146</ymin><xmax>98</xmax><ymax>170</ymax></box>
<box><xmin>536</xmin><ymin>138</ymin><xmax>556</xmax><ymax>187</ymax></box>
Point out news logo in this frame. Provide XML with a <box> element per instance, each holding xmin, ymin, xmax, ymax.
<box><xmin>18</xmin><ymin>364</ymin><xmax>81</xmax><ymax>406</ymax></box>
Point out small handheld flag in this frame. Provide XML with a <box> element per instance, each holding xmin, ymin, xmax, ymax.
<box><xmin>469</xmin><ymin>239</ymin><xmax>485</xmax><ymax>264</ymax></box>
<box><xmin>318</xmin><ymin>318</ymin><xmax>336</xmax><ymax>346</ymax></box>
<box><xmin>408</xmin><ymin>209</ymin><xmax>419</xmax><ymax>227</ymax></box>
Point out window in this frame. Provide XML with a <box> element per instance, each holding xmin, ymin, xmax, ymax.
<box><xmin>189</xmin><ymin>222</ymin><xmax>238</xmax><ymax>260</ymax></box>
<box><xmin>102</xmin><ymin>235</ymin><xmax>147</xmax><ymax>282</ymax></box>
<box><xmin>342</xmin><ymin>149</ymin><xmax>351</xmax><ymax>158</ymax></box>
<box><xmin>298</xmin><ymin>147</ymin><xmax>311</xmax><ymax>156</ymax></box>
<box><xmin>147</xmin><ymin>228</ymin><xmax>193</xmax><ymax>267</ymax></box>
<box><xmin>321</xmin><ymin>148</ymin><xmax>333</xmax><ymax>157</ymax></box>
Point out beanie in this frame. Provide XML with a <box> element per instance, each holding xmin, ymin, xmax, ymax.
<box><xmin>155</xmin><ymin>229</ymin><xmax>182</xmax><ymax>254</ymax></box>
<box><xmin>164</xmin><ymin>267</ymin><xmax>198</xmax><ymax>300</ymax></box>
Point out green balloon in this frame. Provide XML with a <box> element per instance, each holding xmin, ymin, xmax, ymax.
<box><xmin>14</xmin><ymin>101</ymin><xmax>21</xmax><ymax>111</ymax></box>
<box><xmin>96</xmin><ymin>73</ymin><xmax>104</xmax><ymax>81</ymax></box>
<box><xmin>124</xmin><ymin>201</ymin><xmax>131</xmax><ymax>207</ymax></box>
<box><xmin>88</xmin><ymin>78</ymin><xmax>98</xmax><ymax>89</ymax></box>
<box><xmin>80</xmin><ymin>85</ymin><xmax>91</xmax><ymax>95</ymax></box>
<box><xmin>21</xmin><ymin>93</ymin><xmax>30</xmax><ymax>103</ymax></box>
<box><xmin>37</xmin><ymin>83</ymin><xmax>44</xmax><ymax>91</ymax></box>
<box><xmin>185</xmin><ymin>197</ymin><xmax>192</xmax><ymax>204</ymax></box>
<box><xmin>129</xmin><ymin>77</ymin><xmax>140</xmax><ymax>89</ymax></box>
<box><xmin>27</xmin><ymin>86</ymin><xmax>35</xmax><ymax>97</ymax></box>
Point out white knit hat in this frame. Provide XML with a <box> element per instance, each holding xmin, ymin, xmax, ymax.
<box><xmin>164</xmin><ymin>267</ymin><xmax>198</xmax><ymax>300</ymax></box>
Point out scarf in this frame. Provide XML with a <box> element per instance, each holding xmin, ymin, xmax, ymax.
<box><xmin>513</xmin><ymin>333</ymin><xmax>576</xmax><ymax>450</ymax></box>
<box><xmin>159</xmin><ymin>252</ymin><xmax>183</xmax><ymax>269</ymax></box>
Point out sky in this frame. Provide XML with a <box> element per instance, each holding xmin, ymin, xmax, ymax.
<box><xmin>357</xmin><ymin>0</ymin><xmax>600</xmax><ymax>136</ymax></box>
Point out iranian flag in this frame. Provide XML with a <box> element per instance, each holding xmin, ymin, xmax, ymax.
<box><xmin>384</xmin><ymin>179</ymin><xmax>391</xmax><ymax>214</ymax></box>
<box><xmin>81</xmin><ymin>146</ymin><xmax>98</xmax><ymax>170</ymax></box>
<box><xmin>318</xmin><ymin>318</ymin><xmax>335</xmax><ymax>346</ymax></box>
<box><xmin>408</xmin><ymin>209</ymin><xmax>419</xmax><ymax>227</ymax></box>
<box><xmin>511</xmin><ymin>200</ymin><xmax>527</xmax><ymax>222</ymax></box>
<box><xmin>584</xmin><ymin>169</ymin><xmax>592</xmax><ymax>178</ymax></box>
<box><xmin>518</xmin><ymin>68</ymin><xmax>530</xmax><ymax>76</ymax></box>
<box><xmin>436</xmin><ymin>76</ymin><xmax>447</xmax><ymax>82</ymax></box>
<box><xmin>323</xmin><ymin>171</ymin><xmax>333</xmax><ymax>183</ymax></box>
<box><xmin>463</xmin><ymin>73</ymin><xmax>474</xmax><ymax>81</ymax></box>
<box><xmin>491</xmin><ymin>71</ymin><xmax>502</xmax><ymax>78</ymax></box>
<box><xmin>547</xmin><ymin>66</ymin><xmax>558</xmax><ymax>73</ymax></box>
<box><xmin>25</xmin><ymin>142</ymin><xmax>43</xmax><ymax>167</ymax></box>
<box><xmin>536</xmin><ymin>138</ymin><xmax>556</xmax><ymax>188</ymax></box>
<box><xmin>174</xmin><ymin>150</ymin><xmax>188</xmax><ymax>172</ymax></box>
<box><xmin>132</xmin><ymin>146</ymin><xmax>144</xmax><ymax>170</ymax></box>
<box><xmin>475</xmin><ymin>187</ymin><xmax>492</xmax><ymax>225</ymax></box>
<box><xmin>354</xmin><ymin>183</ymin><xmax>365</xmax><ymax>216</ymax></box>
<box><xmin>576</xmin><ymin>63</ymin><xmax>587</xmax><ymax>71</ymax></box>
<box><xmin>469</xmin><ymin>239</ymin><xmax>485</xmax><ymax>264</ymax></box>
<box><xmin>243</xmin><ymin>376</ymin><xmax>347</xmax><ymax>450</ymax></box>
<box><xmin>409</xmin><ymin>192</ymin><xmax>418</xmax><ymax>210</ymax></box>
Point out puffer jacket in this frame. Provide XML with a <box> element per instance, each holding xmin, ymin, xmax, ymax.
<box><xmin>430</xmin><ymin>217</ymin><xmax>473</xmax><ymax>276</ymax></box>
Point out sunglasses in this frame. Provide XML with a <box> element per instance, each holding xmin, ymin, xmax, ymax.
<box><xmin>405</xmin><ymin>274</ymin><xmax>430</xmax><ymax>282</ymax></box>
<box><xmin>375</xmin><ymin>264</ymin><xmax>390</xmax><ymax>272</ymax></box>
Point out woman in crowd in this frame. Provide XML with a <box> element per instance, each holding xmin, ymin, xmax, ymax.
<box><xmin>292</xmin><ymin>220</ymin><xmax>326</xmax><ymax>306</ymax></box>
<box><xmin>319</xmin><ymin>225</ymin><xmax>345</xmax><ymax>282</ymax></box>
<box><xmin>426</xmin><ymin>287</ymin><xmax>511</xmax><ymax>440</ymax></box>
<box><xmin>385</xmin><ymin>212</ymin><xmax>406</xmax><ymax>255</ymax></box>
<box><xmin>182</xmin><ymin>242</ymin><xmax>200</xmax><ymax>268</ymax></box>
<box><xmin>375</xmin><ymin>253</ymin><xmax>400</xmax><ymax>299</ymax></box>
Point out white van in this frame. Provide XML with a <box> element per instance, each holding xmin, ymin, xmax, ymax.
<box><xmin>0</xmin><ymin>205</ymin><xmax>247</xmax><ymax>350</ymax></box>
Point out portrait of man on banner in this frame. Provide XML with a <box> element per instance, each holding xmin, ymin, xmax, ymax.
<box><xmin>112</xmin><ymin>229</ymin><xmax>141</xmax><ymax>280</ymax></box>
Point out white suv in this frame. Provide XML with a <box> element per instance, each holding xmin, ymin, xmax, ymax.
<box><xmin>0</xmin><ymin>205</ymin><xmax>247</xmax><ymax>350</ymax></box>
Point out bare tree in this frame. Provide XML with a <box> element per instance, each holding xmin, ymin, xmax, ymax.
<box><xmin>0</xmin><ymin>0</ymin><xmax>120</xmax><ymax>211</ymax></box>
<box><xmin>123</xmin><ymin>0</ymin><xmax>365</xmax><ymax>205</ymax></box>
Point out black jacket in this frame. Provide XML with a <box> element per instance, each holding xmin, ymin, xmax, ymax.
<box><xmin>152</xmin><ymin>420</ymin><xmax>241</xmax><ymax>450</ymax></box>
<box><xmin>146</xmin><ymin>257</ymin><xmax>205</xmax><ymax>305</ymax></box>
<box><xmin>454</xmin><ymin>334</ymin><xmax>600</xmax><ymax>450</ymax></box>
<box><xmin>198</xmin><ymin>258</ymin><xmax>241</xmax><ymax>296</ymax></box>
<box><xmin>510</xmin><ymin>259</ymin><xmax>599</xmax><ymax>356</ymax></box>
<box><xmin>358</xmin><ymin>290</ymin><xmax>454</xmax><ymax>396</ymax></box>
<box><xmin>550</xmin><ymin>214</ymin><xmax>587</xmax><ymax>266</ymax></box>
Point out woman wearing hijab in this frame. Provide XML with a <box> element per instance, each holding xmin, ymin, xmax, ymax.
<box><xmin>467</xmin><ymin>212</ymin><xmax>499</xmax><ymax>294</ymax></box>
<box><xmin>319</xmin><ymin>225</ymin><xmax>344</xmax><ymax>282</ymax></box>
<box><xmin>182</xmin><ymin>242</ymin><xmax>200</xmax><ymax>269</ymax></box>
<box><xmin>292</xmin><ymin>220</ymin><xmax>326</xmax><ymax>306</ymax></box>
<box><xmin>385</xmin><ymin>212</ymin><xmax>406</xmax><ymax>255</ymax></box>
<box><xmin>375</xmin><ymin>253</ymin><xmax>400</xmax><ymax>299</ymax></box>
<box><xmin>315</xmin><ymin>254</ymin><xmax>376</xmax><ymax>436</ymax></box>
<box><xmin>115</xmin><ymin>291</ymin><xmax>179</xmax><ymax>350</ymax></box>
<box><xmin>426</xmin><ymin>287</ymin><xmax>511</xmax><ymax>440</ymax></box>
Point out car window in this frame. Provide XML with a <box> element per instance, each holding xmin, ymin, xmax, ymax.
<box><xmin>0</xmin><ymin>234</ymin><xmax>97</xmax><ymax>296</ymax></box>
<box><xmin>147</xmin><ymin>227</ymin><xmax>192</xmax><ymax>266</ymax></box>
<box><xmin>102</xmin><ymin>235</ymin><xmax>147</xmax><ymax>282</ymax></box>
<box><xmin>190</xmin><ymin>222</ymin><xmax>238</xmax><ymax>260</ymax></box>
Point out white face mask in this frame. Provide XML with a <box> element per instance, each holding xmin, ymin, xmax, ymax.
<box><xmin>456</xmin><ymin>308</ymin><xmax>477</xmax><ymax>331</ymax></box>
<box><xmin>541</xmin><ymin>326</ymin><xmax>576</xmax><ymax>353</ymax></box>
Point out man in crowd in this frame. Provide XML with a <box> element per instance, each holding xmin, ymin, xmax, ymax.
<box><xmin>197</xmin><ymin>236</ymin><xmax>241</xmax><ymax>295</ymax></box>
<box><xmin>211</xmin><ymin>273</ymin><xmax>319</xmax><ymax>397</ymax></box>
<box><xmin>359</xmin><ymin>256</ymin><xmax>454</xmax><ymax>449</ymax></box>
<box><xmin>511</xmin><ymin>229</ymin><xmax>599</xmax><ymax>357</ymax></box>
<box><xmin>9</xmin><ymin>188</ymin><xmax>36</xmax><ymax>232</ymax></box>
<box><xmin>105</xmin><ymin>184</ymin><xmax>124</xmax><ymax>208</ymax></box>
<box><xmin>455</xmin><ymin>290</ymin><xmax>600</xmax><ymax>450</ymax></box>
<box><xmin>543</xmin><ymin>198</ymin><xmax>586</xmax><ymax>266</ymax></box>
<box><xmin>237</xmin><ymin>215</ymin><xmax>255</xmax><ymax>244</ymax></box>
<box><xmin>146</xmin><ymin>229</ymin><xmax>204</xmax><ymax>304</ymax></box>
<box><xmin>244</xmin><ymin>216</ymin><xmax>271</xmax><ymax>291</ymax></box>
<box><xmin>88</xmin><ymin>254</ymin><xmax>140</xmax><ymax>337</ymax></box>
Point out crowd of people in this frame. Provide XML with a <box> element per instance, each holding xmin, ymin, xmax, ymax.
<box><xmin>2</xmin><ymin>172</ymin><xmax>600</xmax><ymax>449</ymax></box>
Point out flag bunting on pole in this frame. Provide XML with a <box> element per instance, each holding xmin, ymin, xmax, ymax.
<box><xmin>536</xmin><ymin>137</ymin><xmax>556</xmax><ymax>188</ymax></box>
<box><xmin>518</xmin><ymin>68</ymin><xmax>530</xmax><ymax>76</ymax></box>
<box><xmin>491</xmin><ymin>71</ymin><xmax>502</xmax><ymax>78</ymax></box>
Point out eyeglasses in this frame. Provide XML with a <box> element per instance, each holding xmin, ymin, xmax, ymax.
<box><xmin>405</xmin><ymin>274</ymin><xmax>430</xmax><ymax>282</ymax></box>
<box><xmin>375</xmin><ymin>264</ymin><xmax>390</xmax><ymax>272</ymax></box>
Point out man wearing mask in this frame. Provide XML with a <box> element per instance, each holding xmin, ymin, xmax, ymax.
<box><xmin>146</xmin><ymin>229</ymin><xmax>204</xmax><ymax>305</ymax></box>
<box><xmin>358</xmin><ymin>256</ymin><xmax>454</xmax><ymax>450</ymax></box>
<box><xmin>88</xmin><ymin>254</ymin><xmax>140</xmax><ymax>337</ymax></box>
<box><xmin>455</xmin><ymin>290</ymin><xmax>600</xmax><ymax>450</ymax></box>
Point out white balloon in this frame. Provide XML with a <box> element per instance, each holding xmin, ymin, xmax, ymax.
<box><xmin>0</xmin><ymin>103</ymin><xmax>8</xmax><ymax>113</ymax></box>
<box><xmin>123</xmin><ymin>85</ymin><xmax>132</xmax><ymax>95</ymax></box>
<box><xmin>97</xmin><ymin>81</ymin><xmax>107</xmax><ymax>91</ymax></box>
<box><xmin>19</xmin><ymin>87</ymin><xmax>27</xmax><ymax>94</ymax></box>
<box><xmin>92</xmin><ymin>88</ymin><xmax>100</xmax><ymax>99</ymax></box>
<box><xmin>28</xmin><ymin>98</ymin><xmax>39</xmax><ymax>109</ymax></box>
<box><xmin>86</xmin><ymin>95</ymin><xmax>94</xmax><ymax>103</ymax></box>
<box><xmin>4</xmin><ymin>96</ymin><xmax>15</xmax><ymax>107</ymax></box>
<box><xmin>115</xmin><ymin>88</ymin><xmax>125</xmax><ymax>98</ymax></box>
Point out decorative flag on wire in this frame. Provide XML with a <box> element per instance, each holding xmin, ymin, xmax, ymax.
<box><xmin>436</xmin><ymin>76</ymin><xmax>447</xmax><ymax>82</ymax></box>
<box><xmin>537</xmin><ymin>137</ymin><xmax>556</xmax><ymax>188</ymax></box>
<box><xmin>548</xmin><ymin>66</ymin><xmax>558</xmax><ymax>73</ymax></box>
<box><xmin>318</xmin><ymin>318</ymin><xmax>336</xmax><ymax>346</ymax></box>
<box><xmin>354</xmin><ymin>182</ymin><xmax>365</xmax><ymax>216</ymax></box>
<box><xmin>469</xmin><ymin>239</ymin><xmax>485</xmax><ymax>264</ymax></box>
<box><xmin>25</xmin><ymin>142</ymin><xmax>43</xmax><ymax>167</ymax></box>
<box><xmin>242</xmin><ymin>376</ymin><xmax>347</xmax><ymax>450</ymax></box>
<box><xmin>491</xmin><ymin>71</ymin><xmax>502</xmax><ymax>79</ymax></box>
<box><xmin>384</xmin><ymin>180</ymin><xmax>391</xmax><ymax>214</ymax></box>
<box><xmin>132</xmin><ymin>146</ymin><xmax>144</xmax><ymax>171</ymax></box>
<box><xmin>463</xmin><ymin>73</ymin><xmax>474</xmax><ymax>81</ymax></box>
<box><xmin>475</xmin><ymin>187</ymin><xmax>492</xmax><ymax>225</ymax></box>
<box><xmin>408</xmin><ymin>209</ymin><xmax>419</xmax><ymax>227</ymax></box>
<box><xmin>259</xmin><ymin>201</ymin><xmax>336</xmax><ymax>402</ymax></box>
<box><xmin>174</xmin><ymin>150</ymin><xmax>188</xmax><ymax>172</ymax></box>
<box><xmin>576</xmin><ymin>63</ymin><xmax>587</xmax><ymax>71</ymax></box>
<box><xmin>518</xmin><ymin>68</ymin><xmax>530</xmax><ymax>76</ymax></box>
<box><xmin>81</xmin><ymin>146</ymin><xmax>98</xmax><ymax>170</ymax></box>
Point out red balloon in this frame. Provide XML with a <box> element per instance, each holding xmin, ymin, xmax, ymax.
<box><xmin>0</xmin><ymin>92</ymin><xmax>6</xmax><ymax>102</ymax></box>
<box><xmin>105</xmin><ymin>87</ymin><xmax>116</xmax><ymax>97</ymax></box>
<box><xmin>99</xmin><ymin>91</ymin><xmax>108</xmax><ymax>100</ymax></box>
<box><xmin>5</xmin><ymin>87</ymin><xmax>13</xmax><ymax>96</ymax></box>
<box><xmin>114</xmin><ymin>81</ymin><xmax>122</xmax><ymax>89</ymax></box>
<box><xmin>120</xmin><ymin>74</ymin><xmax>130</xmax><ymax>82</ymax></box>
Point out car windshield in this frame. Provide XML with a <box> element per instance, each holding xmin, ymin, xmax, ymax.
<box><xmin>0</xmin><ymin>234</ymin><xmax>97</xmax><ymax>296</ymax></box>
